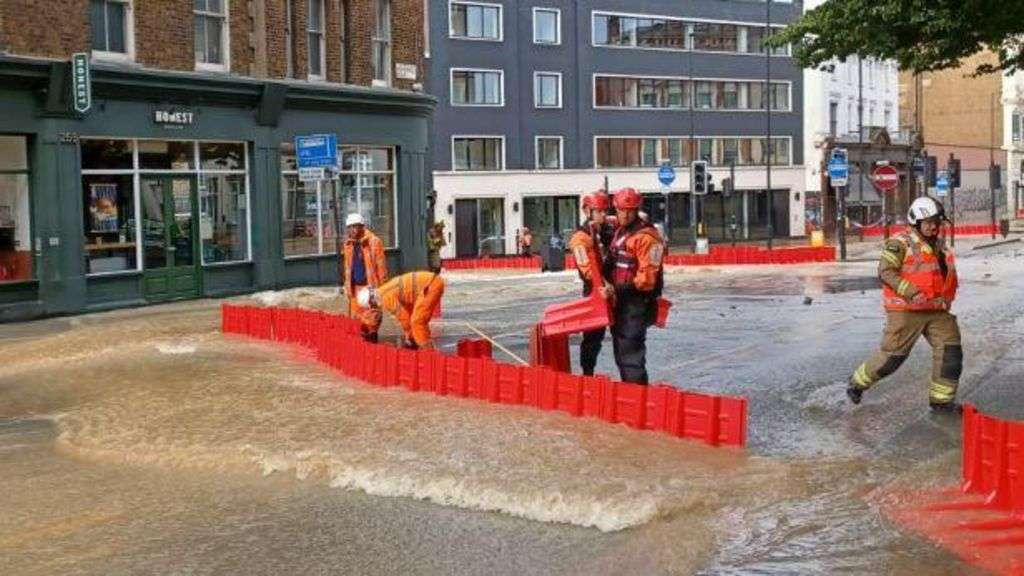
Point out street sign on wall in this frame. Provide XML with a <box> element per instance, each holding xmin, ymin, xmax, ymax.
<box><xmin>71</xmin><ymin>53</ymin><xmax>91</xmax><ymax>114</ymax></box>
<box><xmin>871</xmin><ymin>164</ymin><xmax>900</xmax><ymax>192</ymax></box>
<box><xmin>295</xmin><ymin>134</ymin><xmax>338</xmax><ymax>169</ymax></box>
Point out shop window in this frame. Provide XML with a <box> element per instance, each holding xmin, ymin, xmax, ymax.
<box><xmin>194</xmin><ymin>0</ymin><xmax>229</xmax><ymax>70</ymax></box>
<box><xmin>139</xmin><ymin>140</ymin><xmax>194</xmax><ymax>170</ymax></box>
<box><xmin>280</xmin><ymin>144</ymin><xmax>396</xmax><ymax>255</ymax></box>
<box><xmin>200</xmin><ymin>159</ymin><xmax>249</xmax><ymax>265</ymax></box>
<box><xmin>0</xmin><ymin>136</ymin><xmax>32</xmax><ymax>283</ymax></box>
<box><xmin>90</xmin><ymin>0</ymin><xmax>133</xmax><ymax>59</ymax></box>
<box><xmin>81</xmin><ymin>139</ymin><xmax>133</xmax><ymax>170</ymax></box>
<box><xmin>82</xmin><ymin>173</ymin><xmax>138</xmax><ymax>274</ymax></box>
<box><xmin>200</xmin><ymin>142</ymin><xmax>245</xmax><ymax>170</ymax></box>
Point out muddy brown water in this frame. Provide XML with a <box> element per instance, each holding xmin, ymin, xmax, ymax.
<box><xmin>0</xmin><ymin>268</ymin><xmax>987</xmax><ymax>575</ymax></box>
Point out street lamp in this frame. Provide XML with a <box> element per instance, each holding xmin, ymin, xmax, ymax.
<box><xmin>766</xmin><ymin>0</ymin><xmax>774</xmax><ymax>250</ymax></box>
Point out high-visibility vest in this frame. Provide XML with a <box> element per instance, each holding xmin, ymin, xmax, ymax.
<box><xmin>610</xmin><ymin>223</ymin><xmax>663</xmax><ymax>291</ymax></box>
<box><xmin>882</xmin><ymin>230</ymin><xmax>958</xmax><ymax>311</ymax></box>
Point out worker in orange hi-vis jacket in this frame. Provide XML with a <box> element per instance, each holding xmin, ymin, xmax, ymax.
<box><xmin>357</xmin><ymin>271</ymin><xmax>445</xmax><ymax>350</ymax></box>
<box><xmin>568</xmin><ymin>189</ymin><xmax>616</xmax><ymax>375</ymax></box>
<box><xmin>608</xmin><ymin>187</ymin><xmax>665</xmax><ymax>385</ymax></box>
<box><xmin>342</xmin><ymin>213</ymin><xmax>388</xmax><ymax>341</ymax></box>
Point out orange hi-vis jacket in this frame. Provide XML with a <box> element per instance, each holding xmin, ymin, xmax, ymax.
<box><xmin>343</xmin><ymin>230</ymin><xmax>388</xmax><ymax>298</ymax></box>
<box><xmin>882</xmin><ymin>229</ymin><xmax>958</xmax><ymax>312</ymax></box>
<box><xmin>367</xmin><ymin>271</ymin><xmax>445</xmax><ymax>347</ymax></box>
<box><xmin>568</xmin><ymin>223</ymin><xmax>611</xmax><ymax>293</ymax></box>
<box><xmin>610</xmin><ymin>222</ymin><xmax>664</xmax><ymax>292</ymax></box>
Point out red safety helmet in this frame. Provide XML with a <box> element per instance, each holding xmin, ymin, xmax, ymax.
<box><xmin>581</xmin><ymin>189</ymin><xmax>610</xmax><ymax>212</ymax></box>
<box><xmin>613</xmin><ymin>187</ymin><xmax>643</xmax><ymax>210</ymax></box>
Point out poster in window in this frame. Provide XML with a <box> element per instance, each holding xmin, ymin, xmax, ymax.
<box><xmin>89</xmin><ymin>183</ymin><xmax>120</xmax><ymax>232</ymax></box>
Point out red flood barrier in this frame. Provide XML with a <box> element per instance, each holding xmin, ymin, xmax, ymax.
<box><xmin>456</xmin><ymin>339</ymin><xmax>493</xmax><ymax>359</ymax></box>
<box><xmin>220</xmin><ymin>304</ymin><xmax>748</xmax><ymax>449</ymax></box>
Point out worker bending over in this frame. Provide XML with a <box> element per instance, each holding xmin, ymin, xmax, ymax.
<box><xmin>847</xmin><ymin>196</ymin><xmax>962</xmax><ymax>411</ymax></box>
<box><xmin>358</xmin><ymin>271</ymin><xmax>445</xmax><ymax>350</ymax></box>
<box><xmin>568</xmin><ymin>189</ymin><xmax>615</xmax><ymax>375</ymax></box>
<box><xmin>608</xmin><ymin>188</ymin><xmax>665</xmax><ymax>385</ymax></box>
<box><xmin>343</xmin><ymin>213</ymin><xmax>388</xmax><ymax>341</ymax></box>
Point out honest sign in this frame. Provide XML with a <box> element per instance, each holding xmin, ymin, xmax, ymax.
<box><xmin>71</xmin><ymin>53</ymin><xmax>91</xmax><ymax>114</ymax></box>
<box><xmin>154</xmin><ymin>109</ymin><xmax>195</xmax><ymax>125</ymax></box>
<box><xmin>871</xmin><ymin>164</ymin><xmax>900</xmax><ymax>192</ymax></box>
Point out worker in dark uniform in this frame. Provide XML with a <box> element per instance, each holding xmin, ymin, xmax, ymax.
<box><xmin>568</xmin><ymin>190</ymin><xmax>615</xmax><ymax>375</ymax></box>
<box><xmin>608</xmin><ymin>187</ymin><xmax>665</xmax><ymax>385</ymax></box>
<box><xmin>847</xmin><ymin>196</ymin><xmax>962</xmax><ymax>411</ymax></box>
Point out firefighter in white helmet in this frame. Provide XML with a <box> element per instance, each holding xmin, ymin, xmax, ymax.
<box><xmin>847</xmin><ymin>196</ymin><xmax>962</xmax><ymax>411</ymax></box>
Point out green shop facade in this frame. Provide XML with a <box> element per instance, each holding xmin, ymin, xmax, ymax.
<box><xmin>0</xmin><ymin>56</ymin><xmax>434</xmax><ymax>322</ymax></box>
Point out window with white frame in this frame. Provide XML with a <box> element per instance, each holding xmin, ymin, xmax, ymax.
<box><xmin>308</xmin><ymin>0</ymin><xmax>326</xmax><ymax>79</ymax></box>
<box><xmin>194</xmin><ymin>0</ymin><xmax>229</xmax><ymax>69</ymax></box>
<box><xmin>453</xmin><ymin>137</ymin><xmax>503</xmax><ymax>171</ymax></box>
<box><xmin>594</xmin><ymin>136</ymin><xmax>791</xmax><ymax>168</ymax></box>
<box><xmin>535</xmin><ymin>137</ymin><xmax>562</xmax><ymax>170</ymax></box>
<box><xmin>451</xmin><ymin>69</ymin><xmax>503</xmax><ymax>106</ymax></box>
<box><xmin>90</xmin><ymin>0</ymin><xmax>133</xmax><ymax>59</ymax></box>
<box><xmin>535</xmin><ymin>72</ymin><xmax>562</xmax><ymax>108</ymax></box>
<box><xmin>280</xmin><ymin>144</ymin><xmax>397</xmax><ymax>255</ymax></box>
<box><xmin>372</xmin><ymin>0</ymin><xmax>392</xmax><ymax>85</ymax></box>
<box><xmin>533</xmin><ymin>8</ymin><xmax>560</xmax><ymax>45</ymax></box>
<box><xmin>79</xmin><ymin>139</ymin><xmax>251</xmax><ymax>275</ymax></box>
<box><xmin>450</xmin><ymin>1</ymin><xmax>501</xmax><ymax>41</ymax></box>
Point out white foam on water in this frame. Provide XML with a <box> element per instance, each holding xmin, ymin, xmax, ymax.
<box><xmin>155</xmin><ymin>342</ymin><xmax>197</xmax><ymax>355</ymax></box>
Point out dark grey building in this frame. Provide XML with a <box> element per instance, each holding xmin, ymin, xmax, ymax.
<box><xmin>427</xmin><ymin>0</ymin><xmax>805</xmax><ymax>258</ymax></box>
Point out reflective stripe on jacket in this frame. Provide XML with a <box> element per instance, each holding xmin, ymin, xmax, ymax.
<box><xmin>881</xmin><ymin>229</ymin><xmax>958</xmax><ymax>311</ymax></box>
<box><xmin>610</xmin><ymin>222</ymin><xmax>664</xmax><ymax>292</ymax></box>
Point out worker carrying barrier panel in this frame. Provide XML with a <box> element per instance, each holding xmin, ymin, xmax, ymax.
<box><xmin>358</xmin><ymin>271</ymin><xmax>445</xmax><ymax>350</ymax></box>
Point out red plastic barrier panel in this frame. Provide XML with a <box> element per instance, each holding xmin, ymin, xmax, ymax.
<box><xmin>383</xmin><ymin>346</ymin><xmax>400</xmax><ymax>387</ymax></box>
<box><xmin>581</xmin><ymin>375</ymin><xmax>608</xmax><ymax>418</ymax></box>
<box><xmin>521</xmin><ymin>366</ymin><xmax>547</xmax><ymax>408</ymax></box>
<box><xmin>457</xmin><ymin>339</ymin><xmax>493</xmax><ymax>359</ymax></box>
<box><xmin>497</xmin><ymin>364</ymin><xmax>524</xmax><ymax>405</ymax></box>
<box><xmin>541</xmin><ymin>292</ymin><xmax>612</xmax><ymax>338</ymax></box>
<box><xmin>610</xmin><ymin>382</ymin><xmax>647</xmax><ymax>429</ymax></box>
<box><xmin>397</xmin><ymin>348</ymin><xmax>419</xmax><ymax>391</ymax></box>
<box><xmin>644</xmin><ymin>384</ymin><xmax>678</xmax><ymax>433</ymax></box>
<box><xmin>554</xmin><ymin>373</ymin><xmax>584</xmax><ymax>417</ymax></box>
<box><xmin>717</xmin><ymin>396</ymin><xmax>748</xmax><ymax>447</ymax></box>
<box><xmin>443</xmin><ymin>356</ymin><xmax>469</xmax><ymax>397</ymax></box>
<box><xmin>465</xmin><ymin>358</ymin><xmax>500</xmax><ymax>402</ymax></box>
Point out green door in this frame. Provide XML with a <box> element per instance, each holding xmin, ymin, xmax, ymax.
<box><xmin>141</xmin><ymin>175</ymin><xmax>201</xmax><ymax>301</ymax></box>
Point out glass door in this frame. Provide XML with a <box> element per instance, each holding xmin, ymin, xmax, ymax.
<box><xmin>141</xmin><ymin>176</ymin><xmax>200</xmax><ymax>301</ymax></box>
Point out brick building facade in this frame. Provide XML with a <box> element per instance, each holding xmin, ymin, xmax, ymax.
<box><xmin>0</xmin><ymin>0</ymin><xmax>433</xmax><ymax>321</ymax></box>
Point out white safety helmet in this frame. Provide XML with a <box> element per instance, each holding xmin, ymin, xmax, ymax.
<box><xmin>345</xmin><ymin>213</ymin><xmax>365</xmax><ymax>227</ymax></box>
<box><xmin>907</xmin><ymin>197</ymin><xmax>946</xmax><ymax>225</ymax></box>
<box><xmin>356</xmin><ymin>287</ymin><xmax>377</xmax><ymax>308</ymax></box>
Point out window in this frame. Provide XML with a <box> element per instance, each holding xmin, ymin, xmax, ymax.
<box><xmin>80</xmin><ymin>139</ymin><xmax>251</xmax><ymax>275</ymax></box>
<box><xmin>533</xmin><ymin>8</ymin><xmax>560</xmax><ymax>45</ymax></box>
<box><xmin>285</xmin><ymin>0</ymin><xmax>295</xmax><ymax>77</ymax></box>
<box><xmin>194</xmin><ymin>0</ymin><xmax>228</xmax><ymax>69</ymax></box>
<box><xmin>451</xmin><ymin>69</ymin><xmax>503</xmax><ymax>106</ymax></box>
<box><xmin>280</xmin><ymin>145</ymin><xmax>397</xmax><ymax>254</ymax></box>
<box><xmin>595</xmin><ymin>137</ymin><xmax>791</xmax><ymax>168</ymax></box>
<box><xmin>884</xmin><ymin>108</ymin><xmax>892</xmax><ymax>130</ymax></box>
<box><xmin>1013</xmin><ymin>112</ymin><xmax>1022</xmax><ymax>143</ymax></box>
<box><xmin>453</xmin><ymin>137</ymin><xmax>503</xmax><ymax>171</ymax></box>
<box><xmin>338</xmin><ymin>0</ymin><xmax>347</xmax><ymax>81</ymax></box>
<box><xmin>593</xmin><ymin>12</ymin><xmax>787</xmax><ymax>56</ymax></box>
<box><xmin>90</xmin><ymin>0</ymin><xmax>132</xmax><ymax>58</ymax></box>
<box><xmin>594</xmin><ymin>76</ymin><xmax>788</xmax><ymax>111</ymax></box>
<box><xmin>308</xmin><ymin>0</ymin><xmax>326</xmax><ymax>79</ymax></box>
<box><xmin>829</xmin><ymin>102</ymin><xmax>838</xmax><ymax>137</ymax></box>
<box><xmin>536</xmin><ymin>137</ymin><xmax>562</xmax><ymax>170</ymax></box>
<box><xmin>372</xmin><ymin>0</ymin><xmax>391</xmax><ymax>85</ymax></box>
<box><xmin>0</xmin><ymin>136</ymin><xmax>32</xmax><ymax>283</ymax></box>
<box><xmin>199</xmin><ymin>143</ymin><xmax>248</xmax><ymax>264</ymax></box>
<box><xmin>534</xmin><ymin>72</ymin><xmax>562</xmax><ymax>108</ymax></box>
<box><xmin>450</xmin><ymin>1</ymin><xmax>501</xmax><ymax>41</ymax></box>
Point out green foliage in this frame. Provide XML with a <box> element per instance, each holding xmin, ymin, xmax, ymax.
<box><xmin>770</xmin><ymin>0</ymin><xmax>1024</xmax><ymax>74</ymax></box>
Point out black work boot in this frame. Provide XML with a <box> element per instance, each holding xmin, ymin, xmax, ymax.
<box><xmin>929</xmin><ymin>401</ymin><xmax>960</xmax><ymax>414</ymax></box>
<box><xmin>846</xmin><ymin>378</ymin><xmax>863</xmax><ymax>405</ymax></box>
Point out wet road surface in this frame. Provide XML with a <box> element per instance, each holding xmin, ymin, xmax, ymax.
<box><xmin>2</xmin><ymin>240</ymin><xmax>1021</xmax><ymax>574</ymax></box>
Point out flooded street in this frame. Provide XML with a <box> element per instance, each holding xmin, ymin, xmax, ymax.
<box><xmin>2</xmin><ymin>241</ymin><xmax>1022</xmax><ymax>574</ymax></box>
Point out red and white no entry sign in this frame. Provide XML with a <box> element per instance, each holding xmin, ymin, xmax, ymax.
<box><xmin>872</xmin><ymin>165</ymin><xmax>900</xmax><ymax>192</ymax></box>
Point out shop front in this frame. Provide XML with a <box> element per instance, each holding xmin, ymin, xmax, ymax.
<box><xmin>0</xmin><ymin>57</ymin><xmax>433</xmax><ymax>321</ymax></box>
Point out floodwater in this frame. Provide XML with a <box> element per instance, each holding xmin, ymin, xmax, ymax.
<box><xmin>2</xmin><ymin>241</ymin><xmax>1022</xmax><ymax>574</ymax></box>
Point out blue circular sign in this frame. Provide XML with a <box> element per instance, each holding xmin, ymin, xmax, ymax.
<box><xmin>658</xmin><ymin>165</ymin><xmax>676</xmax><ymax>186</ymax></box>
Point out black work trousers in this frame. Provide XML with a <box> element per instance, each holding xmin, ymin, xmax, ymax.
<box><xmin>580</xmin><ymin>327</ymin><xmax>605</xmax><ymax>376</ymax></box>
<box><xmin>612</xmin><ymin>293</ymin><xmax>652</xmax><ymax>385</ymax></box>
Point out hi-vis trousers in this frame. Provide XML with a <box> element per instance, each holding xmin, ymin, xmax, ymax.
<box><xmin>850</xmin><ymin>310</ymin><xmax>963</xmax><ymax>405</ymax></box>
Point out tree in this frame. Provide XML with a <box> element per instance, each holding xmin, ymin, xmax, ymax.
<box><xmin>771</xmin><ymin>0</ymin><xmax>1024</xmax><ymax>75</ymax></box>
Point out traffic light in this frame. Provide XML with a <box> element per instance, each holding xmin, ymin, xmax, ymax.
<box><xmin>948</xmin><ymin>157</ymin><xmax>961</xmax><ymax>188</ymax></box>
<box><xmin>925</xmin><ymin>155</ymin><xmax>937</xmax><ymax>187</ymax></box>
<box><xmin>692</xmin><ymin>161</ymin><xmax>708</xmax><ymax>195</ymax></box>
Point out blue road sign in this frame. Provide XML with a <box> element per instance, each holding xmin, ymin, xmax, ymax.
<box><xmin>295</xmin><ymin>134</ymin><xmax>338</xmax><ymax>170</ymax></box>
<box><xmin>658</xmin><ymin>164</ymin><xmax>676</xmax><ymax>187</ymax></box>
<box><xmin>936</xmin><ymin>171</ymin><xmax>950</xmax><ymax>197</ymax></box>
<box><xmin>912</xmin><ymin>156</ymin><xmax>925</xmax><ymax>175</ymax></box>
<box><xmin>828</xmin><ymin>148</ymin><xmax>849</xmax><ymax>183</ymax></box>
